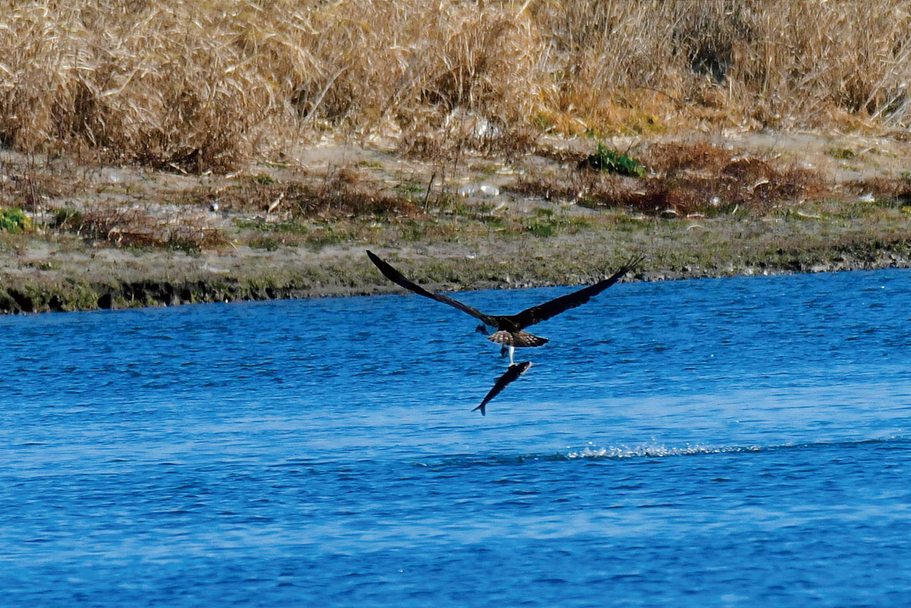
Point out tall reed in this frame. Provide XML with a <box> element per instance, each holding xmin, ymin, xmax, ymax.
<box><xmin>1</xmin><ymin>0</ymin><xmax>909</xmax><ymax>172</ymax></box>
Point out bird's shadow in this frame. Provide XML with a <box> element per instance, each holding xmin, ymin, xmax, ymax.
<box><xmin>472</xmin><ymin>361</ymin><xmax>533</xmax><ymax>416</ymax></box>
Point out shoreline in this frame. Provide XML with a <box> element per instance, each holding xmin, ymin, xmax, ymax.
<box><xmin>3</xmin><ymin>129</ymin><xmax>911</xmax><ymax>315</ymax></box>
<box><xmin>3</xmin><ymin>242</ymin><xmax>909</xmax><ymax>315</ymax></box>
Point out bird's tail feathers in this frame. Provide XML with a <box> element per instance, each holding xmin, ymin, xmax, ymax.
<box><xmin>488</xmin><ymin>330</ymin><xmax>548</xmax><ymax>348</ymax></box>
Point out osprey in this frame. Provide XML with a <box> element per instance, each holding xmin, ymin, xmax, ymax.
<box><xmin>366</xmin><ymin>250</ymin><xmax>640</xmax><ymax>364</ymax></box>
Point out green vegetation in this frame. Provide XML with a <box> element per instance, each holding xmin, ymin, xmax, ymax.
<box><xmin>51</xmin><ymin>207</ymin><xmax>84</xmax><ymax>231</ymax></box>
<box><xmin>0</xmin><ymin>208</ymin><xmax>31</xmax><ymax>234</ymax></box>
<box><xmin>235</xmin><ymin>219</ymin><xmax>309</xmax><ymax>235</ymax></box>
<box><xmin>579</xmin><ymin>144</ymin><xmax>647</xmax><ymax>177</ymax></box>
<box><xmin>250</xmin><ymin>174</ymin><xmax>276</xmax><ymax>186</ymax></box>
<box><xmin>524</xmin><ymin>208</ymin><xmax>591</xmax><ymax>237</ymax></box>
<box><xmin>829</xmin><ymin>148</ymin><xmax>856</xmax><ymax>160</ymax></box>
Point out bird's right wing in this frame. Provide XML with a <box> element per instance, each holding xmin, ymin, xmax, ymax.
<box><xmin>367</xmin><ymin>250</ymin><xmax>499</xmax><ymax>326</ymax></box>
<box><xmin>473</xmin><ymin>361</ymin><xmax>532</xmax><ymax>416</ymax></box>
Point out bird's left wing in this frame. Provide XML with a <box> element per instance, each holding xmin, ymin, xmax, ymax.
<box><xmin>367</xmin><ymin>250</ymin><xmax>499</xmax><ymax>326</ymax></box>
<box><xmin>507</xmin><ymin>255</ymin><xmax>642</xmax><ymax>329</ymax></box>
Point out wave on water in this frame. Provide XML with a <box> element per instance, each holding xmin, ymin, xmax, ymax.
<box><xmin>426</xmin><ymin>435</ymin><xmax>909</xmax><ymax>469</ymax></box>
<box><xmin>566</xmin><ymin>434</ymin><xmax>910</xmax><ymax>461</ymax></box>
<box><xmin>566</xmin><ymin>443</ymin><xmax>762</xmax><ymax>460</ymax></box>
<box><xmin>425</xmin><ymin>444</ymin><xmax>755</xmax><ymax>469</ymax></box>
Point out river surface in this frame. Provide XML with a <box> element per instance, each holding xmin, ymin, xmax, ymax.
<box><xmin>2</xmin><ymin>268</ymin><xmax>910</xmax><ymax>607</ymax></box>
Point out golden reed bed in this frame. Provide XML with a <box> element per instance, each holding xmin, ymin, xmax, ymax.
<box><xmin>1</xmin><ymin>0</ymin><xmax>909</xmax><ymax>172</ymax></box>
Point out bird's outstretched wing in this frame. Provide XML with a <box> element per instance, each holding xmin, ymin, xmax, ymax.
<box><xmin>367</xmin><ymin>250</ymin><xmax>499</xmax><ymax>326</ymax></box>
<box><xmin>507</xmin><ymin>255</ymin><xmax>643</xmax><ymax>329</ymax></box>
<box><xmin>473</xmin><ymin>361</ymin><xmax>532</xmax><ymax>416</ymax></box>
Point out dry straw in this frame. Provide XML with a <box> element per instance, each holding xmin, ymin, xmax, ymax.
<box><xmin>1</xmin><ymin>0</ymin><xmax>910</xmax><ymax>172</ymax></box>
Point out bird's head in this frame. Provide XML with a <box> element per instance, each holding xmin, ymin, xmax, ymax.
<box><xmin>475</xmin><ymin>324</ymin><xmax>489</xmax><ymax>336</ymax></box>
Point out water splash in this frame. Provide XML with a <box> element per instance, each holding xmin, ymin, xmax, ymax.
<box><xmin>424</xmin><ymin>436</ymin><xmax>909</xmax><ymax>471</ymax></box>
<box><xmin>566</xmin><ymin>443</ymin><xmax>762</xmax><ymax>460</ymax></box>
<box><xmin>566</xmin><ymin>435</ymin><xmax>909</xmax><ymax>461</ymax></box>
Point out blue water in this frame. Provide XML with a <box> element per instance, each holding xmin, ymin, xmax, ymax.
<box><xmin>2</xmin><ymin>268</ymin><xmax>910</xmax><ymax>606</ymax></box>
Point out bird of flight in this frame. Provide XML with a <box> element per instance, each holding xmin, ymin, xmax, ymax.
<box><xmin>366</xmin><ymin>250</ymin><xmax>641</xmax><ymax>413</ymax></box>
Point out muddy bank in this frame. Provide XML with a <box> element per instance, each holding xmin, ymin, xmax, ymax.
<box><xmin>2</xmin><ymin>237</ymin><xmax>909</xmax><ymax>314</ymax></box>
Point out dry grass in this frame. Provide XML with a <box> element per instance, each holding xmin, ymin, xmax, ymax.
<box><xmin>200</xmin><ymin>166</ymin><xmax>422</xmax><ymax>220</ymax></box>
<box><xmin>842</xmin><ymin>175</ymin><xmax>911</xmax><ymax>203</ymax></box>
<box><xmin>512</xmin><ymin>141</ymin><xmax>829</xmax><ymax>216</ymax></box>
<box><xmin>1</xmin><ymin>1</ymin><xmax>910</xmax><ymax>173</ymax></box>
<box><xmin>62</xmin><ymin>202</ymin><xmax>229</xmax><ymax>250</ymax></box>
